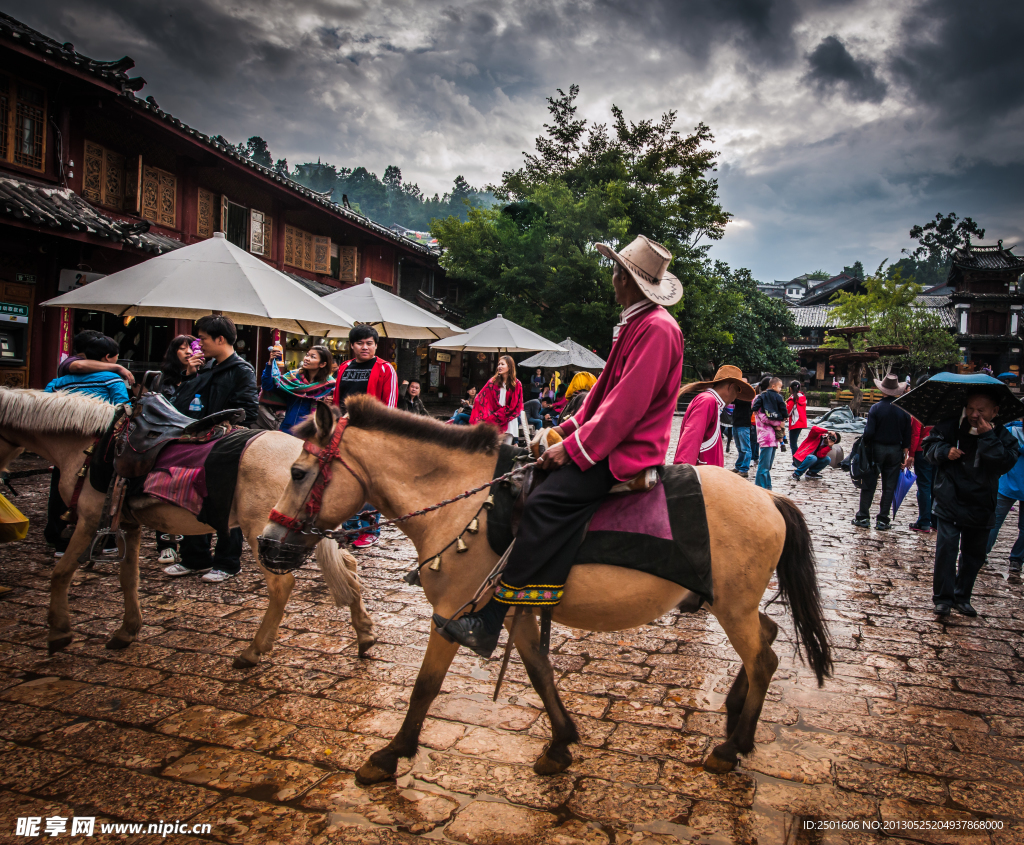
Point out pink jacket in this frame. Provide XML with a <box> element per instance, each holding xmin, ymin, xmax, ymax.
<box><xmin>673</xmin><ymin>389</ymin><xmax>724</xmax><ymax>467</ymax></box>
<box><xmin>561</xmin><ymin>304</ymin><xmax>683</xmax><ymax>480</ymax></box>
<box><xmin>755</xmin><ymin>410</ymin><xmax>785</xmax><ymax>448</ymax></box>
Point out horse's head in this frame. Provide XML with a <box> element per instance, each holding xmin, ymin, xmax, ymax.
<box><xmin>258</xmin><ymin>401</ymin><xmax>367</xmax><ymax>574</ymax></box>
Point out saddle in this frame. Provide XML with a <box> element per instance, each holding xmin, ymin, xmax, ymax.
<box><xmin>113</xmin><ymin>393</ymin><xmax>244</xmax><ymax>479</ymax></box>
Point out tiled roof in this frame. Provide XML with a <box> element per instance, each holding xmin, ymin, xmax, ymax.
<box><xmin>788</xmin><ymin>305</ymin><xmax>834</xmax><ymax>328</ymax></box>
<box><xmin>788</xmin><ymin>300</ymin><xmax>956</xmax><ymax>330</ymax></box>
<box><xmin>0</xmin><ymin>12</ymin><xmax>143</xmax><ymax>91</ymax></box>
<box><xmin>0</xmin><ymin>174</ymin><xmax>180</xmax><ymax>254</ymax></box>
<box><xmin>284</xmin><ymin>271</ymin><xmax>338</xmax><ymax>297</ymax></box>
<box><xmin>950</xmin><ymin>243</ymin><xmax>1024</xmax><ymax>272</ymax></box>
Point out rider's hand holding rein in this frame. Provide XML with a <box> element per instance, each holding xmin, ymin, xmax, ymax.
<box><xmin>538</xmin><ymin>426</ymin><xmax>570</xmax><ymax>470</ymax></box>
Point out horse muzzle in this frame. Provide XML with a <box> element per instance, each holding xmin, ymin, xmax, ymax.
<box><xmin>256</xmin><ymin>534</ymin><xmax>315</xmax><ymax>575</ymax></box>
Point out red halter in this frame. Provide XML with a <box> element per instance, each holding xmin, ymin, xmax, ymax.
<box><xmin>268</xmin><ymin>418</ymin><xmax>360</xmax><ymax>533</ymax></box>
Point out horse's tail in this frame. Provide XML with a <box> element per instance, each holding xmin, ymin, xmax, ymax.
<box><xmin>315</xmin><ymin>539</ymin><xmax>361</xmax><ymax>608</ymax></box>
<box><xmin>772</xmin><ymin>495</ymin><xmax>833</xmax><ymax>686</ymax></box>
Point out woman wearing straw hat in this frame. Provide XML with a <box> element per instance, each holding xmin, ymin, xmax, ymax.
<box><xmin>437</xmin><ymin>235</ymin><xmax>684</xmax><ymax>658</ymax></box>
<box><xmin>674</xmin><ymin>367</ymin><xmax>755</xmax><ymax>467</ymax></box>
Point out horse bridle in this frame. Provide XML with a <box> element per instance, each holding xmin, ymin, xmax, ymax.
<box><xmin>258</xmin><ymin>417</ymin><xmax>365</xmax><ymax>574</ymax></box>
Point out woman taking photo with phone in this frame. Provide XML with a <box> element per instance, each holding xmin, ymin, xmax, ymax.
<box><xmin>260</xmin><ymin>344</ymin><xmax>336</xmax><ymax>435</ymax></box>
<box><xmin>470</xmin><ymin>355</ymin><xmax>524</xmax><ymax>444</ymax></box>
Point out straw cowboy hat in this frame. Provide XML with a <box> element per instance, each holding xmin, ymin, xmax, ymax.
<box><xmin>874</xmin><ymin>372</ymin><xmax>908</xmax><ymax>397</ymax></box>
<box><xmin>596</xmin><ymin>235</ymin><xmax>682</xmax><ymax>307</ymax></box>
<box><xmin>680</xmin><ymin>365</ymin><xmax>755</xmax><ymax>401</ymax></box>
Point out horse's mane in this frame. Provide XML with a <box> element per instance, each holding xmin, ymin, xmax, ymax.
<box><xmin>295</xmin><ymin>394</ymin><xmax>500</xmax><ymax>455</ymax></box>
<box><xmin>0</xmin><ymin>388</ymin><xmax>117</xmax><ymax>437</ymax></box>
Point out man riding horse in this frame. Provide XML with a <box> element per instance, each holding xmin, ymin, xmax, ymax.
<box><xmin>442</xmin><ymin>235</ymin><xmax>685</xmax><ymax>657</ymax></box>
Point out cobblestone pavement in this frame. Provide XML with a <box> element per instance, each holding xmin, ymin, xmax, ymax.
<box><xmin>0</xmin><ymin>428</ymin><xmax>1022</xmax><ymax>844</ymax></box>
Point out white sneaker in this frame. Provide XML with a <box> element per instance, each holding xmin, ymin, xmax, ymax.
<box><xmin>163</xmin><ymin>563</ymin><xmax>210</xmax><ymax>577</ymax></box>
<box><xmin>201</xmin><ymin>569</ymin><xmax>236</xmax><ymax>583</ymax></box>
<box><xmin>158</xmin><ymin>548</ymin><xmax>180</xmax><ymax>564</ymax></box>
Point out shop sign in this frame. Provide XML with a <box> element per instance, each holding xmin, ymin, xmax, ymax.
<box><xmin>58</xmin><ymin>269</ymin><xmax>106</xmax><ymax>292</ymax></box>
<box><xmin>15</xmin><ymin>274</ymin><xmax>35</xmax><ymax>283</ymax></box>
<box><xmin>435</xmin><ymin>351</ymin><xmax>452</xmax><ymax>363</ymax></box>
<box><xmin>0</xmin><ymin>302</ymin><xmax>28</xmax><ymax>324</ymax></box>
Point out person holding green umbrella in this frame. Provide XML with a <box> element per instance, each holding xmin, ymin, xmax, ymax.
<box><xmin>918</xmin><ymin>380</ymin><xmax>1020</xmax><ymax>617</ymax></box>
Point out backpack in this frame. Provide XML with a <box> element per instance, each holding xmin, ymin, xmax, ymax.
<box><xmin>848</xmin><ymin>436</ymin><xmax>875</xmax><ymax>487</ymax></box>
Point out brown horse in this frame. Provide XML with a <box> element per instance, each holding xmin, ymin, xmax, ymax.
<box><xmin>262</xmin><ymin>397</ymin><xmax>832</xmax><ymax>781</ymax></box>
<box><xmin>0</xmin><ymin>388</ymin><xmax>375</xmax><ymax>665</ymax></box>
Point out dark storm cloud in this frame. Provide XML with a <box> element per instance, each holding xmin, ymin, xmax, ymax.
<box><xmin>804</xmin><ymin>36</ymin><xmax>887</xmax><ymax>104</ymax></box>
<box><xmin>0</xmin><ymin>0</ymin><xmax>1020</xmax><ymax>283</ymax></box>
<box><xmin>889</xmin><ymin>0</ymin><xmax>1024</xmax><ymax>124</ymax></box>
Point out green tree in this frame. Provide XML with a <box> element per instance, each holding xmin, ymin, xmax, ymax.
<box><xmin>244</xmin><ymin>136</ymin><xmax>273</xmax><ymax>167</ymax></box>
<box><xmin>827</xmin><ymin>262</ymin><xmax>959</xmax><ymax>377</ymax></box>
<box><xmin>806</xmin><ymin>269</ymin><xmax>832</xmax><ymax>281</ymax></box>
<box><xmin>436</xmin><ymin>84</ymin><xmax>729</xmax><ymax>351</ymax></box>
<box><xmin>842</xmin><ymin>261</ymin><xmax>864</xmax><ymax>279</ymax></box>
<box><xmin>907</xmin><ymin>212</ymin><xmax>986</xmax><ymax>264</ymax></box>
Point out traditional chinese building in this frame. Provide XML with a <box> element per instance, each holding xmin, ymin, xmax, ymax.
<box><xmin>937</xmin><ymin>241</ymin><xmax>1024</xmax><ymax>375</ymax></box>
<box><xmin>0</xmin><ymin>12</ymin><xmax>451</xmax><ymax>390</ymax></box>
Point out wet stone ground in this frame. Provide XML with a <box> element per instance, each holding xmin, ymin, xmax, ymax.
<box><xmin>0</xmin><ymin>428</ymin><xmax>1023</xmax><ymax>844</ymax></box>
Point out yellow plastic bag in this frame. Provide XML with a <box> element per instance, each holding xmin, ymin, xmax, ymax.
<box><xmin>0</xmin><ymin>493</ymin><xmax>28</xmax><ymax>543</ymax></box>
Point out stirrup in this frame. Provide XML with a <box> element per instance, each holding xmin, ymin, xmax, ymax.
<box><xmin>78</xmin><ymin>529</ymin><xmax>126</xmax><ymax>565</ymax></box>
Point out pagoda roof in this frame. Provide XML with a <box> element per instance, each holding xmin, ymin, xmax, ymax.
<box><xmin>949</xmin><ymin>242</ymin><xmax>1024</xmax><ymax>272</ymax></box>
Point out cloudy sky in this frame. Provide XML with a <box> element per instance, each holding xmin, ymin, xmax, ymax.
<box><xmin>10</xmin><ymin>0</ymin><xmax>1023</xmax><ymax>282</ymax></box>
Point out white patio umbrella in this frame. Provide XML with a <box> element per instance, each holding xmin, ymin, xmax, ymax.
<box><xmin>321</xmin><ymin>278</ymin><xmax>462</xmax><ymax>339</ymax></box>
<box><xmin>41</xmin><ymin>232</ymin><xmax>356</xmax><ymax>334</ymax></box>
<box><xmin>430</xmin><ymin>314</ymin><xmax>566</xmax><ymax>353</ymax></box>
<box><xmin>519</xmin><ymin>338</ymin><xmax>606</xmax><ymax>371</ymax></box>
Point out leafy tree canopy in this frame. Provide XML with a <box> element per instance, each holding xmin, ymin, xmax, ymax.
<box><xmin>805</xmin><ymin>269</ymin><xmax>832</xmax><ymax>281</ymax></box>
<box><xmin>907</xmin><ymin>212</ymin><xmax>986</xmax><ymax>264</ymax></box>
<box><xmin>434</xmin><ymin>85</ymin><xmax>733</xmax><ymax>354</ymax></box>
<box><xmin>826</xmin><ymin>262</ymin><xmax>959</xmax><ymax>377</ymax></box>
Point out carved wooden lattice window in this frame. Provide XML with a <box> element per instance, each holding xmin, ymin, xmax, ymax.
<box><xmin>0</xmin><ymin>75</ymin><xmax>46</xmax><ymax>172</ymax></box>
<box><xmin>283</xmin><ymin>224</ymin><xmax>324</xmax><ymax>273</ymax></box>
<box><xmin>250</xmin><ymin>209</ymin><xmax>266</xmax><ymax>255</ymax></box>
<box><xmin>83</xmin><ymin>140</ymin><xmax>124</xmax><ymax>210</ymax></box>
<box><xmin>263</xmin><ymin>218</ymin><xmax>273</xmax><ymax>260</ymax></box>
<box><xmin>338</xmin><ymin>246</ymin><xmax>358</xmax><ymax>282</ymax></box>
<box><xmin>197</xmin><ymin>188</ymin><xmax>215</xmax><ymax>238</ymax></box>
<box><xmin>141</xmin><ymin>165</ymin><xmax>176</xmax><ymax>228</ymax></box>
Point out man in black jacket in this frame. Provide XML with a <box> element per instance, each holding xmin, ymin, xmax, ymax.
<box><xmin>924</xmin><ymin>389</ymin><xmax>1019</xmax><ymax>616</ymax></box>
<box><xmin>165</xmin><ymin>314</ymin><xmax>258</xmax><ymax>583</ymax></box>
<box><xmin>852</xmin><ymin>374</ymin><xmax>911</xmax><ymax>530</ymax></box>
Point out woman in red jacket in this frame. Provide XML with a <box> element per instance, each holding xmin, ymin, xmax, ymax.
<box><xmin>787</xmin><ymin>380</ymin><xmax>808</xmax><ymax>453</ymax></box>
<box><xmin>470</xmin><ymin>355</ymin><xmax>524</xmax><ymax>444</ymax></box>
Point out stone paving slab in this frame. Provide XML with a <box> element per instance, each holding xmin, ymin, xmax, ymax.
<box><xmin>0</xmin><ymin>435</ymin><xmax>1023</xmax><ymax>842</ymax></box>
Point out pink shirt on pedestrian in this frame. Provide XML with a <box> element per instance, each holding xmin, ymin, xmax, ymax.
<box><xmin>561</xmin><ymin>303</ymin><xmax>683</xmax><ymax>481</ymax></box>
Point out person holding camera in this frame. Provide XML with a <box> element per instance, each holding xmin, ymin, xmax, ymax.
<box><xmin>791</xmin><ymin>426</ymin><xmax>840</xmax><ymax>480</ymax></box>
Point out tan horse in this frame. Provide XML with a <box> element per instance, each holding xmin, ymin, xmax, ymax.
<box><xmin>262</xmin><ymin>397</ymin><xmax>832</xmax><ymax>780</ymax></box>
<box><xmin>0</xmin><ymin>388</ymin><xmax>375</xmax><ymax>665</ymax></box>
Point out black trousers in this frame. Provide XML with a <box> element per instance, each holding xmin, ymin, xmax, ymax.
<box><xmin>856</xmin><ymin>443</ymin><xmax>904</xmax><ymax>523</ymax></box>
<box><xmin>180</xmin><ymin>528</ymin><xmax>244</xmax><ymax>574</ymax></box>
<box><xmin>933</xmin><ymin>517</ymin><xmax>988</xmax><ymax>604</ymax></box>
<box><xmin>494</xmin><ymin>457</ymin><xmax>617</xmax><ymax>605</ymax></box>
<box><xmin>45</xmin><ymin>468</ymin><xmax>69</xmax><ymax>553</ymax></box>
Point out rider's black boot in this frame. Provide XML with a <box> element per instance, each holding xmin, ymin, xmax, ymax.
<box><xmin>434</xmin><ymin>599</ymin><xmax>509</xmax><ymax>659</ymax></box>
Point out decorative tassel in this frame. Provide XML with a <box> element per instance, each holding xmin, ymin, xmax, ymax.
<box><xmin>484</xmin><ymin>494</ymin><xmax>495</xmax><ymax>510</ymax></box>
<box><xmin>456</xmin><ymin>536</ymin><xmax>469</xmax><ymax>553</ymax></box>
<box><xmin>467</xmin><ymin>517</ymin><xmax>479</xmax><ymax>534</ymax></box>
<box><xmin>428</xmin><ymin>555</ymin><xmax>442</xmax><ymax>571</ymax></box>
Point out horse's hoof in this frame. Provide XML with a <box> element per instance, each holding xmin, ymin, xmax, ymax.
<box><xmin>355</xmin><ymin>760</ymin><xmax>394</xmax><ymax>785</ymax></box>
<box><xmin>534</xmin><ymin>749</ymin><xmax>572</xmax><ymax>776</ymax></box>
<box><xmin>105</xmin><ymin>635</ymin><xmax>132</xmax><ymax>650</ymax></box>
<box><xmin>232</xmin><ymin>654</ymin><xmax>259</xmax><ymax>670</ymax></box>
<box><xmin>47</xmin><ymin>635</ymin><xmax>73</xmax><ymax>654</ymax></box>
<box><xmin>703</xmin><ymin>748</ymin><xmax>737</xmax><ymax>774</ymax></box>
<box><xmin>357</xmin><ymin>637</ymin><xmax>376</xmax><ymax>658</ymax></box>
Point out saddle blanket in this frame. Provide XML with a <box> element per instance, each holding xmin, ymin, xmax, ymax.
<box><xmin>487</xmin><ymin>447</ymin><xmax>714</xmax><ymax>604</ymax></box>
<box><xmin>142</xmin><ymin>441</ymin><xmax>217</xmax><ymax>515</ymax></box>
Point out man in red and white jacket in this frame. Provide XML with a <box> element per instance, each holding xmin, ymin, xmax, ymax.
<box><xmin>331</xmin><ymin>324</ymin><xmax>398</xmax><ymax>547</ymax></box>
<box><xmin>791</xmin><ymin>425</ymin><xmax>840</xmax><ymax>479</ymax></box>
